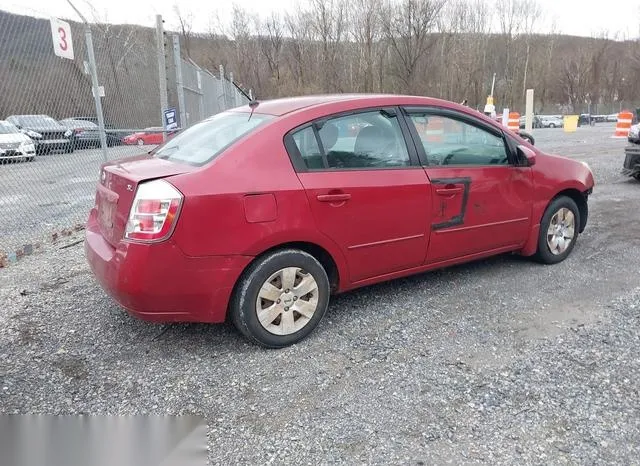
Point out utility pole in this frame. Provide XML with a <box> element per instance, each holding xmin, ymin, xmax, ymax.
<box><xmin>66</xmin><ymin>0</ymin><xmax>108</xmax><ymax>162</ymax></box>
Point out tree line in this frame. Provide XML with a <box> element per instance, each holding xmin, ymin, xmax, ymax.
<box><xmin>179</xmin><ymin>0</ymin><xmax>640</xmax><ymax>114</ymax></box>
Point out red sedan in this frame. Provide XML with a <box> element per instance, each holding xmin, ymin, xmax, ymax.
<box><xmin>123</xmin><ymin>127</ymin><xmax>173</xmax><ymax>146</ymax></box>
<box><xmin>85</xmin><ymin>94</ymin><xmax>595</xmax><ymax>348</ymax></box>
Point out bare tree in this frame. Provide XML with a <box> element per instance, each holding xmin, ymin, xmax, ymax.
<box><xmin>381</xmin><ymin>0</ymin><xmax>446</xmax><ymax>93</ymax></box>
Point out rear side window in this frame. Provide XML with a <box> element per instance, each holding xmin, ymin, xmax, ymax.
<box><xmin>154</xmin><ymin>112</ymin><xmax>273</xmax><ymax>166</ymax></box>
<box><xmin>289</xmin><ymin>110</ymin><xmax>411</xmax><ymax>170</ymax></box>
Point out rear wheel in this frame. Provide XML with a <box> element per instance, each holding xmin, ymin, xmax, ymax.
<box><xmin>230</xmin><ymin>249</ymin><xmax>330</xmax><ymax>348</ymax></box>
<box><xmin>534</xmin><ymin>196</ymin><xmax>580</xmax><ymax>264</ymax></box>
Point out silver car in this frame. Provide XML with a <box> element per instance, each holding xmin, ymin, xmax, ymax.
<box><xmin>0</xmin><ymin>121</ymin><xmax>36</xmax><ymax>162</ymax></box>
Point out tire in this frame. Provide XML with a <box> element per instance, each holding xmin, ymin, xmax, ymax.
<box><xmin>549</xmin><ymin>123</ymin><xmax>556</xmax><ymax>128</ymax></box>
<box><xmin>230</xmin><ymin>249</ymin><xmax>330</xmax><ymax>348</ymax></box>
<box><xmin>27</xmin><ymin>156</ymin><xmax>35</xmax><ymax>162</ymax></box>
<box><xmin>633</xmin><ymin>173</ymin><xmax>640</xmax><ymax>181</ymax></box>
<box><xmin>534</xmin><ymin>196</ymin><xmax>580</xmax><ymax>264</ymax></box>
<box><xmin>66</xmin><ymin>143</ymin><xmax>74</xmax><ymax>154</ymax></box>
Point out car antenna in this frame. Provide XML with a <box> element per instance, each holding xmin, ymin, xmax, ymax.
<box><xmin>248</xmin><ymin>99</ymin><xmax>259</xmax><ymax>121</ymax></box>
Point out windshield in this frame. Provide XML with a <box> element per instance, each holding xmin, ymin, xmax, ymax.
<box><xmin>62</xmin><ymin>120</ymin><xmax>98</xmax><ymax>129</ymax></box>
<box><xmin>15</xmin><ymin>115</ymin><xmax>59</xmax><ymax>127</ymax></box>
<box><xmin>0</xmin><ymin>122</ymin><xmax>20</xmax><ymax>134</ymax></box>
<box><xmin>154</xmin><ymin>112</ymin><xmax>274</xmax><ymax>166</ymax></box>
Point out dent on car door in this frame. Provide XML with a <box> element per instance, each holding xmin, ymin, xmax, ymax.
<box><xmin>285</xmin><ymin>107</ymin><xmax>432</xmax><ymax>283</ymax></box>
<box><xmin>402</xmin><ymin>108</ymin><xmax>534</xmax><ymax>264</ymax></box>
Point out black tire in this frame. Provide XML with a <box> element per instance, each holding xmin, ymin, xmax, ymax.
<box><xmin>534</xmin><ymin>196</ymin><xmax>580</xmax><ymax>264</ymax></box>
<box><xmin>230</xmin><ymin>249</ymin><xmax>330</xmax><ymax>348</ymax></box>
<box><xmin>633</xmin><ymin>173</ymin><xmax>640</xmax><ymax>181</ymax></box>
<box><xmin>27</xmin><ymin>156</ymin><xmax>35</xmax><ymax>162</ymax></box>
<box><xmin>66</xmin><ymin>143</ymin><xmax>74</xmax><ymax>154</ymax></box>
<box><xmin>549</xmin><ymin>123</ymin><xmax>556</xmax><ymax>128</ymax></box>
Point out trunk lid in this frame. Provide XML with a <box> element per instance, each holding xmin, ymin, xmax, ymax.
<box><xmin>96</xmin><ymin>155</ymin><xmax>195</xmax><ymax>246</ymax></box>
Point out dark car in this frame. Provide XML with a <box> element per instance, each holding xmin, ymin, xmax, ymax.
<box><xmin>85</xmin><ymin>94</ymin><xmax>595</xmax><ymax>348</ymax></box>
<box><xmin>623</xmin><ymin>123</ymin><xmax>640</xmax><ymax>180</ymax></box>
<box><xmin>59</xmin><ymin>118</ymin><xmax>122</xmax><ymax>149</ymax></box>
<box><xmin>5</xmin><ymin>114</ymin><xmax>73</xmax><ymax>154</ymax></box>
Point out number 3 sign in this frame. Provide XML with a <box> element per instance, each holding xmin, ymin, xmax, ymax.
<box><xmin>50</xmin><ymin>18</ymin><xmax>74</xmax><ymax>60</ymax></box>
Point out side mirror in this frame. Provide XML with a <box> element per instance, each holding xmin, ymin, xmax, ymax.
<box><xmin>517</xmin><ymin>145</ymin><xmax>537</xmax><ymax>166</ymax></box>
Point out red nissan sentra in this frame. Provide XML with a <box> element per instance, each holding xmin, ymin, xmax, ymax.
<box><xmin>85</xmin><ymin>94</ymin><xmax>595</xmax><ymax>348</ymax></box>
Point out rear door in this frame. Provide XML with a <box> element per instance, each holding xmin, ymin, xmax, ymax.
<box><xmin>402</xmin><ymin>108</ymin><xmax>534</xmax><ymax>264</ymax></box>
<box><xmin>285</xmin><ymin>107</ymin><xmax>431</xmax><ymax>283</ymax></box>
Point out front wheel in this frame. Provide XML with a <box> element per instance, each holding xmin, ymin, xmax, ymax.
<box><xmin>534</xmin><ymin>196</ymin><xmax>580</xmax><ymax>264</ymax></box>
<box><xmin>230</xmin><ymin>249</ymin><xmax>330</xmax><ymax>348</ymax></box>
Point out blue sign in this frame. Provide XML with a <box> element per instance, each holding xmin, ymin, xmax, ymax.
<box><xmin>163</xmin><ymin>108</ymin><xmax>178</xmax><ymax>130</ymax></box>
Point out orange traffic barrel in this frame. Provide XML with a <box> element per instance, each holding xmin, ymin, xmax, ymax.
<box><xmin>425</xmin><ymin>117</ymin><xmax>444</xmax><ymax>142</ymax></box>
<box><xmin>508</xmin><ymin>112</ymin><xmax>520</xmax><ymax>132</ymax></box>
<box><xmin>614</xmin><ymin>111</ymin><xmax>634</xmax><ymax>138</ymax></box>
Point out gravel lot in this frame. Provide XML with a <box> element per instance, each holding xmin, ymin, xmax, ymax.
<box><xmin>2</xmin><ymin>124</ymin><xmax>640</xmax><ymax>464</ymax></box>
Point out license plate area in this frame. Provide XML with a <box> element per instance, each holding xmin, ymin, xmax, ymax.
<box><xmin>97</xmin><ymin>185</ymin><xmax>119</xmax><ymax>231</ymax></box>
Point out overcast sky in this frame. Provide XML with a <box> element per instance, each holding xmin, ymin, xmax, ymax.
<box><xmin>4</xmin><ymin>0</ymin><xmax>640</xmax><ymax>39</ymax></box>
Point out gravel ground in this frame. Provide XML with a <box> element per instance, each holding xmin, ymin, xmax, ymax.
<box><xmin>1</xmin><ymin>125</ymin><xmax>640</xmax><ymax>464</ymax></box>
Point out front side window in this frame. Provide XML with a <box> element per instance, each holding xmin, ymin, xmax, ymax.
<box><xmin>291</xmin><ymin>110</ymin><xmax>411</xmax><ymax>170</ymax></box>
<box><xmin>407</xmin><ymin>113</ymin><xmax>509</xmax><ymax>166</ymax></box>
<box><xmin>153</xmin><ymin>112</ymin><xmax>273</xmax><ymax>166</ymax></box>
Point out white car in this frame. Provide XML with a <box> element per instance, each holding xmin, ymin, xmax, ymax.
<box><xmin>540</xmin><ymin>116</ymin><xmax>564</xmax><ymax>128</ymax></box>
<box><xmin>0</xmin><ymin>120</ymin><xmax>36</xmax><ymax>162</ymax></box>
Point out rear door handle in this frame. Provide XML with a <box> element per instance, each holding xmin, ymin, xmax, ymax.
<box><xmin>317</xmin><ymin>193</ymin><xmax>352</xmax><ymax>202</ymax></box>
<box><xmin>436</xmin><ymin>187</ymin><xmax>462</xmax><ymax>196</ymax></box>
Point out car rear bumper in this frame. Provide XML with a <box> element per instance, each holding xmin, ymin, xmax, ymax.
<box><xmin>622</xmin><ymin>145</ymin><xmax>640</xmax><ymax>177</ymax></box>
<box><xmin>84</xmin><ymin>209</ymin><xmax>252</xmax><ymax>323</ymax></box>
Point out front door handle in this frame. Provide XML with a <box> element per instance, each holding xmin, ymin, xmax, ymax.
<box><xmin>436</xmin><ymin>187</ymin><xmax>462</xmax><ymax>196</ymax></box>
<box><xmin>317</xmin><ymin>193</ymin><xmax>352</xmax><ymax>202</ymax></box>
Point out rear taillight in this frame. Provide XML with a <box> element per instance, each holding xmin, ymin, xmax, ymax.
<box><xmin>125</xmin><ymin>179</ymin><xmax>183</xmax><ymax>242</ymax></box>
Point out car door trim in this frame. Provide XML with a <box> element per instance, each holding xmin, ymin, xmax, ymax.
<box><xmin>347</xmin><ymin>233</ymin><xmax>426</xmax><ymax>250</ymax></box>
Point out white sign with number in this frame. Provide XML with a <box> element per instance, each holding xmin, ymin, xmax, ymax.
<box><xmin>50</xmin><ymin>18</ymin><xmax>74</xmax><ymax>60</ymax></box>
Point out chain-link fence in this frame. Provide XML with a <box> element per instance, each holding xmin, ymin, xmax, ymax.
<box><xmin>0</xmin><ymin>8</ymin><xmax>249</xmax><ymax>263</ymax></box>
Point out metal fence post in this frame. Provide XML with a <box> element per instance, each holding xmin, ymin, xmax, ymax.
<box><xmin>219</xmin><ymin>65</ymin><xmax>226</xmax><ymax>110</ymax></box>
<box><xmin>172</xmin><ymin>35</ymin><xmax>187</xmax><ymax>128</ymax></box>
<box><xmin>156</xmin><ymin>15</ymin><xmax>168</xmax><ymax>141</ymax></box>
<box><xmin>66</xmin><ymin>0</ymin><xmax>108</xmax><ymax>162</ymax></box>
<box><xmin>197</xmin><ymin>69</ymin><xmax>204</xmax><ymax>121</ymax></box>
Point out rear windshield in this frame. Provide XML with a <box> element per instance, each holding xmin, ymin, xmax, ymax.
<box><xmin>153</xmin><ymin>112</ymin><xmax>274</xmax><ymax>166</ymax></box>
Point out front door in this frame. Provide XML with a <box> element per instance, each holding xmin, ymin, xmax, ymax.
<box><xmin>403</xmin><ymin>109</ymin><xmax>534</xmax><ymax>264</ymax></box>
<box><xmin>286</xmin><ymin>108</ymin><xmax>431</xmax><ymax>283</ymax></box>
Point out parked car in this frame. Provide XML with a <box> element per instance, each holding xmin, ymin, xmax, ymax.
<box><xmin>0</xmin><ymin>120</ymin><xmax>36</xmax><ymax>162</ymax></box>
<box><xmin>519</xmin><ymin>115</ymin><xmax>542</xmax><ymax>129</ymax></box>
<box><xmin>5</xmin><ymin>114</ymin><xmax>73</xmax><ymax>154</ymax></box>
<box><xmin>59</xmin><ymin>118</ymin><xmax>122</xmax><ymax>149</ymax></box>
<box><xmin>85</xmin><ymin>94</ymin><xmax>595</xmax><ymax>348</ymax></box>
<box><xmin>540</xmin><ymin>116</ymin><xmax>564</xmax><ymax>128</ymax></box>
<box><xmin>578</xmin><ymin>114</ymin><xmax>596</xmax><ymax>126</ymax></box>
<box><xmin>622</xmin><ymin>123</ymin><xmax>640</xmax><ymax>180</ymax></box>
<box><xmin>123</xmin><ymin>127</ymin><xmax>174</xmax><ymax>146</ymax></box>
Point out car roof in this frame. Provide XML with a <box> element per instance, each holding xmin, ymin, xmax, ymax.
<box><xmin>230</xmin><ymin>94</ymin><xmax>458</xmax><ymax>117</ymax></box>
